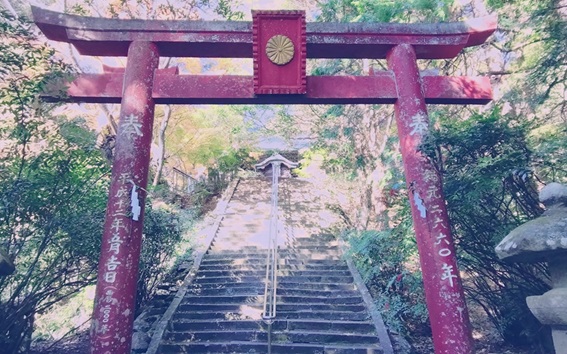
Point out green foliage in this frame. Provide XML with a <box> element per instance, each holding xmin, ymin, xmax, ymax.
<box><xmin>33</xmin><ymin>285</ymin><xmax>95</xmax><ymax>342</ymax></box>
<box><xmin>137</xmin><ymin>204</ymin><xmax>182</xmax><ymax>307</ymax></box>
<box><xmin>487</xmin><ymin>0</ymin><xmax>566</xmax><ymax>121</ymax></box>
<box><xmin>345</xmin><ymin>217</ymin><xmax>430</xmax><ymax>335</ymax></box>
<box><xmin>203</xmin><ymin>148</ymin><xmax>254</xmax><ymax>198</ymax></box>
<box><xmin>216</xmin><ymin>147</ymin><xmax>254</xmax><ymax>173</ymax></box>
<box><xmin>422</xmin><ymin>107</ymin><xmax>552</xmax><ymax>347</ymax></box>
<box><xmin>214</xmin><ymin>0</ymin><xmax>244</xmax><ymax>20</ymax></box>
<box><xmin>165</xmin><ymin>105</ymin><xmax>255</xmax><ymax>169</ymax></box>
<box><xmin>298</xmin><ymin>0</ymin><xmax>567</xmax><ymax>349</ymax></box>
<box><xmin>0</xmin><ymin>12</ymin><xmax>186</xmax><ymax>352</ymax></box>
<box><xmin>529</xmin><ymin>124</ymin><xmax>567</xmax><ymax>182</ymax></box>
<box><xmin>6</xmin><ymin>0</ymin><xmax>562</xmax><ymax>351</ymax></box>
<box><xmin>0</xmin><ymin>12</ymin><xmax>103</xmax><ymax>353</ymax></box>
<box><xmin>317</xmin><ymin>0</ymin><xmax>451</xmax><ymax>22</ymax></box>
<box><xmin>294</xmin><ymin>1</ymin><xmax>567</xmax><ymax>350</ymax></box>
<box><xmin>527</xmin><ymin>2</ymin><xmax>566</xmax><ymax>113</ymax></box>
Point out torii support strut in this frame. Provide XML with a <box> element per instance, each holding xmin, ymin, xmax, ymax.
<box><xmin>33</xmin><ymin>7</ymin><xmax>496</xmax><ymax>354</ymax></box>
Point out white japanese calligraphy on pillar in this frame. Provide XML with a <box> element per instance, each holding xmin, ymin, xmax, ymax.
<box><xmin>103</xmin><ymin>173</ymin><xmax>132</xmax><ymax>285</ymax></box>
<box><xmin>120</xmin><ymin>114</ymin><xmax>143</xmax><ymax>140</ymax></box>
<box><xmin>408</xmin><ymin>112</ymin><xmax>428</xmax><ymax>136</ymax></box>
<box><xmin>441</xmin><ymin>263</ymin><xmax>458</xmax><ymax>287</ymax></box>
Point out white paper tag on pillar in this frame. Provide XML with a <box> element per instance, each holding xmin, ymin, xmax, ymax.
<box><xmin>131</xmin><ymin>185</ymin><xmax>141</xmax><ymax>221</ymax></box>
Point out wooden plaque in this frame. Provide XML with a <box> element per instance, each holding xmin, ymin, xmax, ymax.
<box><xmin>253</xmin><ymin>10</ymin><xmax>306</xmax><ymax>95</ymax></box>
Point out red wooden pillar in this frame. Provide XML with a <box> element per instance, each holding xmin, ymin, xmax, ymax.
<box><xmin>90</xmin><ymin>41</ymin><xmax>159</xmax><ymax>354</ymax></box>
<box><xmin>387</xmin><ymin>44</ymin><xmax>474</xmax><ymax>354</ymax></box>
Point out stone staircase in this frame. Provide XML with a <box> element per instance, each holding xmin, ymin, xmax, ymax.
<box><xmin>147</xmin><ymin>177</ymin><xmax>393</xmax><ymax>354</ymax></box>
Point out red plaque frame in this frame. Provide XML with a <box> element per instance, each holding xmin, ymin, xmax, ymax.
<box><xmin>253</xmin><ymin>10</ymin><xmax>306</xmax><ymax>95</ymax></box>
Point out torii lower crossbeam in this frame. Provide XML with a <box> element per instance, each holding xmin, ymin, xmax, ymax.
<box><xmin>64</xmin><ymin>69</ymin><xmax>491</xmax><ymax>105</ymax></box>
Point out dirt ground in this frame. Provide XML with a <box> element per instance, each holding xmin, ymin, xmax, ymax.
<box><xmin>29</xmin><ymin>331</ymin><xmax>90</xmax><ymax>354</ymax></box>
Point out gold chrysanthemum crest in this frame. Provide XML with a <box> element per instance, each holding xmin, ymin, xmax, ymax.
<box><xmin>265</xmin><ymin>35</ymin><xmax>295</xmax><ymax>65</ymax></box>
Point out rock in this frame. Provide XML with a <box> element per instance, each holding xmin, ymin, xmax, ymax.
<box><xmin>527</xmin><ymin>288</ymin><xmax>567</xmax><ymax>326</ymax></box>
<box><xmin>133</xmin><ymin>315</ymin><xmax>151</xmax><ymax>332</ymax></box>
<box><xmin>495</xmin><ymin>183</ymin><xmax>567</xmax><ymax>263</ymax></box>
<box><xmin>539</xmin><ymin>182</ymin><xmax>567</xmax><ymax>207</ymax></box>
<box><xmin>131</xmin><ymin>331</ymin><xmax>149</xmax><ymax>351</ymax></box>
<box><xmin>177</xmin><ymin>261</ymin><xmax>192</xmax><ymax>271</ymax></box>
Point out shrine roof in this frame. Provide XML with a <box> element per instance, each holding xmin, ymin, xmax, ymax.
<box><xmin>31</xmin><ymin>6</ymin><xmax>496</xmax><ymax>60</ymax></box>
<box><xmin>255</xmin><ymin>154</ymin><xmax>300</xmax><ymax>171</ymax></box>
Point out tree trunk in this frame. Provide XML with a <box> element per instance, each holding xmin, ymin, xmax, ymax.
<box><xmin>0</xmin><ymin>248</ymin><xmax>15</xmax><ymax>276</ymax></box>
<box><xmin>152</xmin><ymin>105</ymin><xmax>172</xmax><ymax>187</ymax></box>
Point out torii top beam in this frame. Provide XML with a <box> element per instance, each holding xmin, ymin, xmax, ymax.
<box><xmin>32</xmin><ymin>6</ymin><xmax>496</xmax><ymax>60</ymax></box>
<box><xmin>32</xmin><ymin>7</ymin><xmax>495</xmax><ymax>106</ymax></box>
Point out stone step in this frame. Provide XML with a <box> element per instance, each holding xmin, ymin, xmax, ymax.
<box><xmin>192</xmin><ymin>276</ymin><xmax>264</xmax><ymax>284</ymax></box>
<box><xmin>194</xmin><ymin>270</ymin><xmax>267</xmax><ymax>278</ymax></box>
<box><xmin>209</xmin><ymin>238</ymin><xmax>339</xmax><ymax>247</ymax></box>
<box><xmin>267</xmin><ymin>310</ymin><xmax>371</xmax><ymax>322</ymax></box>
<box><xmin>172</xmin><ymin>310</ymin><xmax>371</xmax><ymax>322</ymax></box>
<box><xmin>278</xmin><ymin>275</ymin><xmax>354</xmax><ymax>283</ymax></box>
<box><xmin>170</xmin><ymin>319</ymin><xmax>376</xmax><ymax>334</ymax></box>
<box><xmin>284</xmin><ymin>239</ymin><xmax>339</xmax><ymax>246</ymax></box>
<box><xmin>195</xmin><ymin>269</ymin><xmax>352</xmax><ymax>278</ymax></box>
<box><xmin>208</xmin><ymin>244</ymin><xmax>342</xmax><ymax>253</ymax></box>
<box><xmin>205</xmin><ymin>249</ymin><xmax>341</xmax><ymax>256</ymax></box>
<box><xmin>158</xmin><ymin>340</ymin><xmax>383</xmax><ymax>353</ymax></box>
<box><xmin>163</xmin><ymin>329</ymin><xmax>380</xmax><ymax>345</ymax></box>
<box><xmin>282</xmin><ymin>251</ymin><xmax>342</xmax><ymax>259</ymax></box>
<box><xmin>176</xmin><ymin>303</ymin><xmax>263</xmax><ymax>313</ymax></box>
<box><xmin>210</xmin><ymin>237</ymin><xmax>335</xmax><ymax>246</ymax></box>
<box><xmin>200</xmin><ymin>257</ymin><xmax>345</xmax><ymax>266</ymax></box>
<box><xmin>279</xmin><ymin>295</ymin><xmax>362</xmax><ymax>305</ymax></box>
<box><xmin>177</xmin><ymin>303</ymin><xmax>368</xmax><ymax>313</ymax></box>
<box><xmin>144</xmin><ymin>178</ymin><xmax>392</xmax><ymax>354</ymax></box>
<box><xmin>198</xmin><ymin>262</ymin><xmax>349</xmax><ymax>272</ymax></box>
<box><xmin>282</xmin><ymin>264</ymin><xmax>348</xmax><ymax>271</ymax></box>
<box><xmin>287</xmin><ymin>235</ymin><xmax>337</xmax><ymax>242</ymax></box>
<box><xmin>186</xmin><ymin>281</ymin><xmax>356</xmax><ymax>292</ymax></box>
<box><xmin>274</xmin><ymin>330</ymin><xmax>380</xmax><ymax>345</ymax></box>
<box><xmin>200</xmin><ymin>255</ymin><xmax>268</xmax><ymax>264</ymax></box>
<box><xmin>182</xmin><ymin>294</ymin><xmax>264</xmax><ymax>304</ymax></box>
<box><xmin>204</xmin><ymin>253</ymin><xmax>344</xmax><ymax>261</ymax></box>
<box><xmin>186</xmin><ymin>286</ymin><xmax>263</xmax><ymax>296</ymax></box>
<box><xmin>272</xmin><ymin>282</ymin><xmax>357</xmax><ymax>291</ymax></box>
<box><xmin>193</xmin><ymin>275</ymin><xmax>354</xmax><ymax>284</ymax></box>
<box><xmin>205</xmin><ymin>251</ymin><xmax>268</xmax><ymax>257</ymax></box>
<box><xmin>196</xmin><ymin>264</ymin><xmax>267</xmax><ymax>272</ymax></box>
<box><xmin>186</xmin><ymin>286</ymin><xmax>360</xmax><ymax>297</ymax></box>
<box><xmin>181</xmin><ymin>294</ymin><xmax>364</xmax><ymax>305</ymax></box>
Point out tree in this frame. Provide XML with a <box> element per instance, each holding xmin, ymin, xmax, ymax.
<box><xmin>421</xmin><ymin>108</ymin><xmax>552</xmax><ymax>347</ymax></box>
<box><xmin>0</xmin><ymin>12</ymin><xmax>184</xmax><ymax>352</ymax></box>
<box><xmin>271</xmin><ymin>0</ymin><xmax>567</xmax><ymax>350</ymax></box>
<box><xmin>0</xmin><ymin>11</ymin><xmax>105</xmax><ymax>352</ymax></box>
<box><xmin>55</xmin><ymin>0</ymin><xmax>247</xmax><ymax>188</ymax></box>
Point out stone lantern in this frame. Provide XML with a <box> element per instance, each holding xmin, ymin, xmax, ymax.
<box><xmin>495</xmin><ymin>182</ymin><xmax>567</xmax><ymax>352</ymax></box>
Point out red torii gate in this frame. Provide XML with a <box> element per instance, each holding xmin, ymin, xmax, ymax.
<box><xmin>32</xmin><ymin>7</ymin><xmax>496</xmax><ymax>354</ymax></box>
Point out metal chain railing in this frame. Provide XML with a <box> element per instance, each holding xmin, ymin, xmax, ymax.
<box><xmin>262</xmin><ymin>162</ymin><xmax>281</xmax><ymax>353</ymax></box>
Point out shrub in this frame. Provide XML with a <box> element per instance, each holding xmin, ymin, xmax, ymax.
<box><xmin>345</xmin><ymin>209</ymin><xmax>431</xmax><ymax>336</ymax></box>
